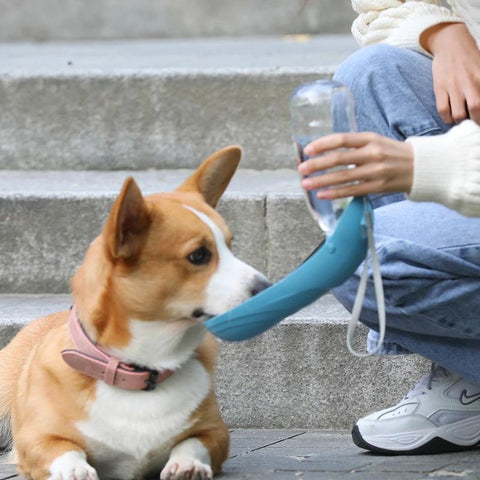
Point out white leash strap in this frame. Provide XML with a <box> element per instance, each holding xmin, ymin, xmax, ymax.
<box><xmin>346</xmin><ymin>201</ymin><xmax>386</xmax><ymax>357</ymax></box>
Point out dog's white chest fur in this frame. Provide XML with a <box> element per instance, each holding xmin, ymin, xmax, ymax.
<box><xmin>77</xmin><ymin>358</ymin><xmax>210</xmax><ymax>479</ymax></box>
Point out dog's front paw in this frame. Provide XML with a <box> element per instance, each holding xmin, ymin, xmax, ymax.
<box><xmin>48</xmin><ymin>451</ymin><xmax>98</xmax><ymax>480</ymax></box>
<box><xmin>160</xmin><ymin>458</ymin><xmax>213</xmax><ymax>480</ymax></box>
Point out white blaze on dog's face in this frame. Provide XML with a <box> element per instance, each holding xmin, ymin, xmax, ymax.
<box><xmin>181</xmin><ymin>205</ymin><xmax>267</xmax><ymax>316</ymax></box>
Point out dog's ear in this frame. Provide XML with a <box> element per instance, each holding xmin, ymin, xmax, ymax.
<box><xmin>104</xmin><ymin>177</ymin><xmax>151</xmax><ymax>261</ymax></box>
<box><xmin>176</xmin><ymin>145</ymin><xmax>242</xmax><ymax>208</ymax></box>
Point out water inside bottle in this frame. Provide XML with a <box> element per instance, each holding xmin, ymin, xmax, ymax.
<box><xmin>296</xmin><ymin>140</ymin><xmax>350</xmax><ymax>234</ymax></box>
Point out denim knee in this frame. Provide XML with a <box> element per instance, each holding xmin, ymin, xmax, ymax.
<box><xmin>333</xmin><ymin>44</ymin><xmax>447</xmax><ymax>139</ymax></box>
<box><xmin>333</xmin><ymin>44</ymin><xmax>426</xmax><ymax>99</ymax></box>
<box><xmin>334</xmin><ymin>44</ymin><xmax>405</xmax><ymax>88</ymax></box>
<box><xmin>334</xmin><ymin>45</ymin><xmax>392</xmax><ymax>87</ymax></box>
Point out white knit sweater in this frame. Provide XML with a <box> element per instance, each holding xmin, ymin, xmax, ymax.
<box><xmin>351</xmin><ymin>0</ymin><xmax>480</xmax><ymax>216</ymax></box>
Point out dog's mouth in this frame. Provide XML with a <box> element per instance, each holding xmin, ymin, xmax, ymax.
<box><xmin>191</xmin><ymin>308</ymin><xmax>214</xmax><ymax>322</ymax></box>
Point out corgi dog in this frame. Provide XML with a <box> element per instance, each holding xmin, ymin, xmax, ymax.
<box><xmin>0</xmin><ymin>146</ymin><xmax>270</xmax><ymax>480</ymax></box>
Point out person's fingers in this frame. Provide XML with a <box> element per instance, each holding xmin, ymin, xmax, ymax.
<box><xmin>435</xmin><ymin>88</ymin><xmax>454</xmax><ymax>124</ymax></box>
<box><xmin>303</xmin><ymin>132</ymin><xmax>378</xmax><ymax>156</ymax></box>
<box><xmin>300</xmin><ymin>137</ymin><xmax>413</xmax><ymax>186</ymax></box>
<box><xmin>299</xmin><ymin>147</ymin><xmax>371</xmax><ymax>176</ymax></box>
<box><xmin>300</xmin><ymin>135</ymin><xmax>396</xmax><ymax>176</ymax></box>
<box><xmin>301</xmin><ymin>162</ymin><xmax>381</xmax><ymax>191</ymax></box>
<box><xmin>449</xmin><ymin>93</ymin><xmax>469</xmax><ymax>124</ymax></box>
<box><xmin>316</xmin><ymin>179</ymin><xmax>386</xmax><ymax>199</ymax></box>
<box><xmin>301</xmin><ymin>170</ymin><xmax>352</xmax><ymax>191</ymax></box>
<box><xmin>466</xmin><ymin>90</ymin><xmax>480</xmax><ymax>125</ymax></box>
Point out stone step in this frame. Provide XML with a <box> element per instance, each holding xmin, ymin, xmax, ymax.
<box><xmin>0</xmin><ymin>294</ymin><xmax>428</xmax><ymax>429</ymax></box>
<box><xmin>2</xmin><ymin>1</ymin><xmax>355</xmax><ymax>41</ymax></box>
<box><xmin>0</xmin><ymin>36</ymin><xmax>357</xmax><ymax>170</ymax></box>
<box><xmin>0</xmin><ymin>169</ymin><xmax>322</xmax><ymax>293</ymax></box>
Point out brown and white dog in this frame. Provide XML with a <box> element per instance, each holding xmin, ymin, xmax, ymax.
<box><xmin>0</xmin><ymin>146</ymin><xmax>270</xmax><ymax>480</ymax></box>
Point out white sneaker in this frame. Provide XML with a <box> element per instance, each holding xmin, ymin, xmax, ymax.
<box><xmin>352</xmin><ymin>364</ymin><xmax>480</xmax><ymax>454</ymax></box>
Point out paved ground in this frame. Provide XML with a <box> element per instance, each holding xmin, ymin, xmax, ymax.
<box><xmin>2</xmin><ymin>430</ymin><xmax>479</xmax><ymax>479</ymax></box>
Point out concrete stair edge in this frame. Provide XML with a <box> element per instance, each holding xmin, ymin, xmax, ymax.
<box><xmin>0</xmin><ymin>36</ymin><xmax>357</xmax><ymax>170</ymax></box>
<box><xmin>0</xmin><ymin>169</ymin><xmax>322</xmax><ymax>293</ymax></box>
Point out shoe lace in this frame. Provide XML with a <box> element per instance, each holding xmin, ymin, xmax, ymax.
<box><xmin>404</xmin><ymin>363</ymin><xmax>448</xmax><ymax>400</ymax></box>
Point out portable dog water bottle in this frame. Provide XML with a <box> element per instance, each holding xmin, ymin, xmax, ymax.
<box><xmin>291</xmin><ymin>80</ymin><xmax>357</xmax><ymax>234</ymax></box>
<box><xmin>205</xmin><ymin>81</ymin><xmax>380</xmax><ymax>345</ymax></box>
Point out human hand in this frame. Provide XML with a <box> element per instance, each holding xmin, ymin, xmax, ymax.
<box><xmin>298</xmin><ymin>132</ymin><xmax>413</xmax><ymax>200</ymax></box>
<box><xmin>421</xmin><ymin>22</ymin><xmax>480</xmax><ymax>125</ymax></box>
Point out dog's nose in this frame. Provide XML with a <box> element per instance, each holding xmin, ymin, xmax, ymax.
<box><xmin>250</xmin><ymin>277</ymin><xmax>272</xmax><ymax>297</ymax></box>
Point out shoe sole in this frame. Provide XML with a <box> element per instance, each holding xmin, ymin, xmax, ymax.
<box><xmin>352</xmin><ymin>425</ymin><xmax>480</xmax><ymax>455</ymax></box>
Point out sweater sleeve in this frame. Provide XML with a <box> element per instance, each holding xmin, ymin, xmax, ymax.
<box><xmin>351</xmin><ymin>0</ymin><xmax>463</xmax><ymax>55</ymax></box>
<box><xmin>406</xmin><ymin>120</ymin><xmax>480</xmax><ymax>217</ymax></box>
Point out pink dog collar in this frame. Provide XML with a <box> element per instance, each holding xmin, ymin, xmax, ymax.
<box><xmin>61</xmin><ymin>306</ymin><xmax>174</xmax><ymax>391</ymax></box>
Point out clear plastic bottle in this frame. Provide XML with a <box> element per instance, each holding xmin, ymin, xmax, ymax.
<box><xmin>290</xmin><ymin>80</ymin><xmax>357</xmax><ymax>234</ymax></box>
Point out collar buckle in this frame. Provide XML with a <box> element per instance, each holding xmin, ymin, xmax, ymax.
<box><xmin>143</xmin><ymin>368</ymin><xmax>159</xmax><ymax>391</ymax></box>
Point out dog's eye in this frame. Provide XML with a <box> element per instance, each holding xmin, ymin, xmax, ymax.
<box><xmin>187</xmin><ymin>246</ymin><xmax>212</xmax><ymax>266</ymax></box>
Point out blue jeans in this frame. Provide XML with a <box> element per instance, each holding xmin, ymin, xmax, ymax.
<box><xmin>331</xmin><ymin>45</ymin><xmax>480</xmax><ymax>385</ymax></box>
